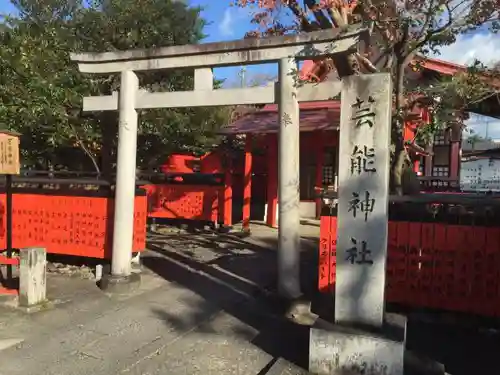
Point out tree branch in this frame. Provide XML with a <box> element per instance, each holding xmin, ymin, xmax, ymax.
<box><xmin>285</xmin><ymin>0</ymin><xmax>315</xmax><ymax>31</ymax></box>
<box><xmin>356</xmin><ymin>53</ymin><xmax>378</xmax><ymax>73</ymax></box>
<box><xmin>68</xmin><ymin>122</ymin><xmax>101</xmax><ymax>173</ymax></box>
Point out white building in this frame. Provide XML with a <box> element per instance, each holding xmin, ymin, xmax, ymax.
<box><xmin>460</xmin><ymin>157</ymin><xmax>500</xmax><ymax>192</ymax></box>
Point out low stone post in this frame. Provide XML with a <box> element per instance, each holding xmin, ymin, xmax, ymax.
<box><xmin>19</xmin><ymin>247</ymin><xmax>47</xmax><ymax>308</ymax></box>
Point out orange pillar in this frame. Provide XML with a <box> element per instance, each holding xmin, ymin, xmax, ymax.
<box><xmin>315</xmin><ymin>131</ymin><xmax>324</xmax><ymax>219</ymax></box>
<box><xmin>266</xmin><ymin>134</ymin><xmax>278</xmax><ymax>228</ymax></box>
<box><xmin>222</xmin><ymin>159</ymin><xmax>233</xmax><ymax>227</ymax></box>
<box><xmin>413</xmin><ymin>159</ymin><xmax>421</xmax><ymax>174</ymax></box>
<box><xmin>403</xmin><ymin>121</ymin><xmax>420</xmax><ymax>174</ymax></box>
<box><xmin>242</xmin><ymin>134</ymin><xmax>252</xmax><ymax>232</ymax></box>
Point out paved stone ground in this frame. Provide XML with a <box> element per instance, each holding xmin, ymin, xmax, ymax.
<box><xmin>0</xmin><ymin>223</ymin><xmax>316</xmax><ymax>375</ymax></box>
<box><xmin>1</xmin><ymin>221</ymin><xmax>500</xmax><ymax>375</ymax></box>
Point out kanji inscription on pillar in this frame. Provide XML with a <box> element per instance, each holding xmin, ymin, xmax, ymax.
<box><xmin>335</xmin><ymin>73</ymin><xmax>392</xmax><ymax>327</ymax></box>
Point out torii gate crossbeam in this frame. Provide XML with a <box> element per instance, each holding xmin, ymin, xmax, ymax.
<box><xmin>70</xmin><ymin>24</ymin><xmax>369</xmax><ymax>300</ymax></box>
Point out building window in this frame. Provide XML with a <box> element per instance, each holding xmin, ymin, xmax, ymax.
<box><xmin>299</xmin><ymin>147</ymin><xmax>337</xmax><ymax>200</ymax></box>
<box><xmin>322</xmin><ymin>166</ymin><xmax>334</xmax><ymax>185</ymax></box>
<box><xmin>434</xmin><ymin>132</ymin><xmax>448</xmax><ymax>145</ymax></box>
<box><xmin>432</xmin><ymin>166</ymin><xmax>449</xmax><ymax>177</ymax></box>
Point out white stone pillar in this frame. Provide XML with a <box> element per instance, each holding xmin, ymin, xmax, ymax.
<box><xmin>277</xmin><ymin>57</ymin><xmax>301</xmax><ymax>299</ymax></box>
<box><xmin>19</xmin><ymin>247</ymin><xmax>47</xmax><ymax>307</ymax></box>
<box><xmin>111</xmin><ymin>70</ymin><xmax>139</xmax><ymax>277</ymax></box>
<box><xmin>335</xmin><ymin>73</ymin><xmax>392</xmax><ymax>327</ymax></box>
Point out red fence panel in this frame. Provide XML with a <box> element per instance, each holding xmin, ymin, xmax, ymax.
<box><xmin>145</xmin><ymin>184</ymin><xmax>219</xmax><ymax>222</ymax></box>
<box><xmin>0</xmin><ymin>192</ymin><xmax>147</xmax><ymax>259</ymax></box>
<box><xmin>319</xmin><ymin>204</ymin><xmax>500</xmax><ymax>318</ymax></box>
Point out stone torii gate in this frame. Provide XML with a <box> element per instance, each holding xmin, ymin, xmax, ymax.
<box><xmin>71</xmin><ymin>25</ymin><xmax>368</xmax><ymax>300</ymax></box>
<box><xmin>72</xmin><ymin>25</ymin><xmax>406</xmax><ymax>375</ymax></box>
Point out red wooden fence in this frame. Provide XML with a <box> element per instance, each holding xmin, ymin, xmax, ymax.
<box><xmin>143</xmin><ymin>184</ymin><xmax>219</xmax><ymax>223</ymax></box>
<box><xmin>0</xmin><ymin>191</ymin><xmax>147</xmax><ymax>259</ymax></box>
<box><xmin>0</xmin><ymin>254</ymin><xmax>19</xmax><ymax>295</ymax></box>
<box><xmin>319</xmin><ymin>203</ymin><xmax>500</xmax><ymax>317</ymax></box>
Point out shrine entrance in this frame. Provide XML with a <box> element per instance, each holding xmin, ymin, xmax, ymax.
<box><xmin>71</xmin><ymin>25</ymin><xmax>368</xmax><ymax>299</ymax></box>
<box><xmin>71</xmin><ymin>24</ymin><xmax>404</xmax><ymax>374</ymax></box>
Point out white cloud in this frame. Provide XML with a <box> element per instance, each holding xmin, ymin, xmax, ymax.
<box><xmin>433</xmin><ymin>32</ymin><xmax>500</xmax><ymax>67</ymax></box>
<box><xmin>465</xmin><ymin>113</ymin><xmax>500</xmax><ymax>141</ymax></box>
<box><xmin>219</xmin><ymin>8</ymin><xmax>234</xmax><ymax>37</ymax></box>
<box><xmin>432</xmin><ymin>32</ymin><xmax>500</xmax><ymax>140</ymax></box>
<box><xmin>218</xmin><ymin>7</ymin><xmax>249</xmax><ymax>38</ymax></box>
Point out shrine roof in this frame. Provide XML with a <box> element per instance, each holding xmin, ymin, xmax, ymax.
<box><xmin>417</xmin><ymin>56</ymin><xmax>468</xmax><ymax>75</ymax></box>
<box><xmin>221</xmin><ymin>57</ymin><xmax>499</xmax><ymax>136</ymax></box>
<box><xmin>463</xmin><ymin>147</ymin><xmax>500</xmax><ymax>159</ymax></box>
<box><xmin>219</xmin><ymin>101</ymin><xmax>341</xmax><ymax>135</ymax></box>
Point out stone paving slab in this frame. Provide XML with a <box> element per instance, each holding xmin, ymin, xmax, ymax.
<box><xmin>265</xmin><ymin>358</ymin><xmax>311</xmax><ymax>375</ymax></box>
<box><xmin>4</xmin><ymin>224</ymin><xmax>496</xmax><ymax>375</ymax></box>
<box><xmin>0</xmin><ymin>226</ymin><xmax>311</xmax><ymax>375</ymax></box>
<box><xmin>0</xmin><ymin>275</ymin><xmax>307</xmax><ymax>375</ymax></box>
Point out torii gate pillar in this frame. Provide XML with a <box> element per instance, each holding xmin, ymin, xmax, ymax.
<box><xmin>70</xmin><ymin>25</ymin><xmax>369</xmax><ymax>300</ymax></box>
<box><xmin>278</xmin><ymin>57</ymin><xmax>301</xmax><ymax>299</ymax></box>
<box><xmin>111</xmin><ymin>71</ymin><xmax>139</xmax><ymax>278</ymax></box>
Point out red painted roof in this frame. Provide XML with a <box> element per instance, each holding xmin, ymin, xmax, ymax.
<box><xmin>417</xmin><ymin>56</ymin><xmax>467</xmax><ymax>75</ymax></box>
<box><xmin>220</xmin><ymin>101</ymin><xmax>341</xmax><ymax>134</ymax></box>
<box><xmin>221</xmin><ymin>56</ymin><xmax>495</xmax><ymax>135</ymax></box>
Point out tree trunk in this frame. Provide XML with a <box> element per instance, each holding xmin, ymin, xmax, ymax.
<box><xmin>391</xmin><ymin>58</ymin><xmax>407</xmax><ymax>195</ymax></box>
<box><xmin>100</xmin><ymin>112</ymin><xmax>117</xmax><ymax>181</ymax></box>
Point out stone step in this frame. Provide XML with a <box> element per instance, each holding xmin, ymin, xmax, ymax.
<box><xmin>404</xmin><ymin>350</ymin><xmax>445</xmax><ymax>375</ymax></box>
<box><xmin>264</xmin><ymin>357</ymin><xmax>311</xmax><ymax>375</ymax></box>
<box><xmin>263</xmin><ymin>354</ymin><xmax>444</xmax><ymax>375</ymax></box>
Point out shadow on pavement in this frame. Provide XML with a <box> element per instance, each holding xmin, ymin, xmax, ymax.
<box><xmin>144</xmin><ymin>228</ymin><xmax>500</xmax><ymax>375</ymax></box>
<box><xmin>143</xmin><ymin>238</ymin><xmax>312</xmax><ymax>370</ymax></box>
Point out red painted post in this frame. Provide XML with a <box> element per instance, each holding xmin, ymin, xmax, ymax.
<box><xmin>329</xmin><ymin>215</ymin><xmax>337</xmax><ymax>292</ymax></box>
<box><xmin>242</xmin><ymin>134</ymin><xmax>253</xmax><ymax>232</ymax></box>
<box><xmin>449</xmin><ymin>141</ymin><xmax>460</xmax><ymax>181</ymax></box>
<box><xmin>421</xmin><ymin>108</ymin><xmax>434</xmax><ymax>178</ymax></box>
<box><xmin>266</xmin><ymin>135</ymin><xmax>278</xmax><ymax>228</ymax></box>
<box><xmin>449</xmin><ymin>118</ymin><xmax>462</xmax><ymax>183</ymax></box>
<box><xmin>413</xmin><ymin>159</ymin><xmax>420</xmax><ymax>174</ymax></box>
<box><xmin>318</xmin><ymin>215</ymin><xmax>331</xmax><ymax>292</ymax></box>
<box><xmin>223</xmin><ymin>166</ymin><xmax>233</xmax><ymax>227</ymax></box>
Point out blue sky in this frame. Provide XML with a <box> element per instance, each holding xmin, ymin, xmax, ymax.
<box><xmin>2</xmin><ymin>0</ymin><xmax>499</xmax><ymax>137</ymax></box>
<box><xmin>0</xmin><ymin>1</ymin><xmax>15</xmax><ymax>14</ymax></box>
<box><xmin>190</xmin><ymin>0</ymin><xmax>279</xmax><ymax>85</ymax></box>
<box><xmin>0</xmin><ymin>0</ymin><xmax>277</xmax><ymax>84</ymax></box>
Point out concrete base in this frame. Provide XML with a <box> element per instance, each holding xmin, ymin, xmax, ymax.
<box><xmin>17</xmin><ymin>300</ymin><xmax>54</xmax><ymax>314</ymax></box>
<box><xmin>0</xmin><ymin>338</ymin><xmax>24</xmax><ymax>352</ymax></box>
<box><xmin>266</xmin><ymin>357</ymin><xmax>311</xmax><ymax>375</ymax></box>
<box><xmin>309</xmin><ymin>314</ymin><xmax>406</xmax><ymax>375</ymax></box>
<box><xmin>98</xmin><ymin>272</ymin><xmax>141</xmax><ymax>294</ymax></box>
<box><xmin>285</xmin><ymin>298</ymin><xmax>318</xmax><ymax>326</ymax></box>
<box><xmin>264</xmin><ymin>202</ymin><xmax>318</xmax><ymax>227</ymax></box>
<box><xmin>1</xmin><ymin>296</ymin><xmax>54</xmax><ymax>313</ymax></box>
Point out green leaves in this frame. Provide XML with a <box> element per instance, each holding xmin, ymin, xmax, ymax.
<box><xmin>1</xmin><ymin>0</ymin><xmax>228</xmax><ymax>171</ymax></box>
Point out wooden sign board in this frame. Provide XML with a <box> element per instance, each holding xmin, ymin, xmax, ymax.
<box><xmin>0</xmin><ymin>131</ymin><xmax>20</xmax><ymax>175</ymax></box>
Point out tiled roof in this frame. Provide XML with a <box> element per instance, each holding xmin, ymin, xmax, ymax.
<box><xmin>220</xmin><ymin>101</ymin><xmax>340</xmax><ymax>134</ymax></box>
<box><xmin>221</xmin><ymin>56</ymin><xmax>497</xmax><ymax>135</ymax></box>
